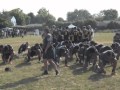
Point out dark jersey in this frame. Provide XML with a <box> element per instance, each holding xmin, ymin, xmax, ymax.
<box><xmin>21</xmin><ymin>44</ymin><xmax>28</xmax><ymax>51</ymax></box>
<box><xmin>64</xmin><ymin>30</ymin><xmax>69</xmax><ymax>40</ymax></box>
<box><xmin>100</xmin><ymin>50</ymin><xmax>116</xmax><ymax>63</ymax></box>
<box><xmin>43</xmin><ymin>33</ymin><xmax>53</xmax><ymax>50</ymax></box>
<box><xmin>2</xmin><ymin>45</ymin><xmax>13</xmax><ymax>55</ymax></box>
<box><xmin>57</xmin><ymin>34</ymin><xmax>64</xmax><ymax>42</ymax></box>
<box><xmin>73</xmin><ymin>30</ymin><xmax>79</xmax><ymax>43</ymax></box>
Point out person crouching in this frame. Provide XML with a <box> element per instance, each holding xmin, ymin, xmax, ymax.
<box><xmin>1</xmin><ymin>45</ymin><xmax>14</xmax><ymax>64</ymax></box>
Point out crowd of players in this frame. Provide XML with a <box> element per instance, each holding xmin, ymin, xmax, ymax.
<box><xmin>51</xmin><ymin>25</ymin><xmax>94</xmax><ymax>44</ymax></box>
<box><xmin>0</xmin><ymin>25</ymin><xmax>120</xmax><ymax>76</ymax></box>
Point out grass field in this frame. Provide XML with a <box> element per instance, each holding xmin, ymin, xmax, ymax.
<box><xmin>0</xmin><ymin>33</ymin><xmax>120</xmax><ymax>90</ymax></box>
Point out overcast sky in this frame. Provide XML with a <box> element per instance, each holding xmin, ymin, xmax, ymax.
<box><xmin>0</xmin><ymin>0</ymin><xmax>120</xmax><ymax>20</ymax></box>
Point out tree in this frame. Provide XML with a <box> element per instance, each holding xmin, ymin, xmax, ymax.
<box><xmin>84</xmin><ymin>19</ymin><xmax>97</xmax><ymax>28</ymax></box>
<box><xmin>0</xmin><ymin>11</ymin><xmax>12</xmax><ymax>28</ymax></box>
<box><xmin>27</xmin><ymin>12</ymin><xmax>35</xmax><ymax>24</ymax></box>
<box><xmin>67</xmin><ymin>9</ymin><xmax>92</xmax><ymax>21</ymax></box>
<box><xmin>57</xmin><ymin>17</ymin><xmax>65</xmax><ymax>22</ymax></box>
<box><xmin>35</xmin><ymin>8</ymin><xmax>56</xmax><ymax>24</ymax></box>
<box><xmin>92</xmin><ymin>13</ymin><xmax>104</xmax><ymax>21</ymax></box>
<box><xmin>25</xmin><ymin>15</ymin><xmax>31</xmax><ymax>25</ymax></box>
<box><xmin>107</xmin><ymin>21</ymin><xmax>120</xmax><ymax>29</ymax></box>
<box><xmin>10</xmin><ymin>8</ymin><xmax>29</xmax><ymax>25</ymax></box>
<box><xmin>37</xmin><ymin>8</ymin><xmax>49</xmax><ymax>16</ymax></box>
<box><xmin>100</xmin><ymin>9</ymin><xmax>118</xmax><ymax>20</ymax></box>
<box><xmin>0</xmin><ymin>18</ymin><xmax>12</xmax><ymax>28</ymax></box>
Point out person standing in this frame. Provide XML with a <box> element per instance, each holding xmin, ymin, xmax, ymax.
<box><xmin>87</xmin><ymin>25</ymin><xmax>94</xmax><ymax>41</ymax></box>
<box><xmin>42</xmin><ymin>28</ymin><xmax>59</xmax><ymax>75</ymax></box>
<box><xmin>82</xmin><ymin>26</ymin><xmax>89</xmax><ymax>42</ymax></box>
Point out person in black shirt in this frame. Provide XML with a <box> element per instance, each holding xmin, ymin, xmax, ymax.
<box><xmin>18</xmin><ymin>42</ymin><xmax>29</xmax><ymax>54</ymax></box>
<box><xmin>98</xmin><ymin>50</ymin><xmax>117</xmax><ymax>75</ymax></box>
<box><xmin>1</xmin><ymin>45</ymin><xmax>14</xmax><ymax>64</ymax></box>
<box><xmin>42</xmin><ymin>28</ymin><xmax>59</xmax><ymax>75</ymax></box>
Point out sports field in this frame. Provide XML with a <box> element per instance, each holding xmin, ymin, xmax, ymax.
<box><xmin>1</xmin><ymin>33</ymin><xmax>120</xmax><ymax>90</ymax></box>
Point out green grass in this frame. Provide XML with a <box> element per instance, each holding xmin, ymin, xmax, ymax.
<box><xmin>0</xmin><ymin>33</ymin><xmax>120</xmax><ymax>90</ymax></box>
<box><xmin>93</xmin><ymin>33</ymin><xmax>114</xmax><ymax>45</ymax></box>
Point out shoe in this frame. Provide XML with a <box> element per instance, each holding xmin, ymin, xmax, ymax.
<box><xmin>55</xmin><ymin>70</ymin><xmax>59</xmax><ymax>75</ymax></box>
<box><xmin>42</xmin><ymin>70</ymin><xmax>48</xmax><ymax>75</ymax></box>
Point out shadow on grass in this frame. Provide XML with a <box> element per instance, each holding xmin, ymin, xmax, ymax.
<box><xmin>40</xmin><ymin>64</ymin><xmax>53</xmax><ymax>71</ymax></box>
<box><xmin>88</xmin><ymin>73</ymin><xmax>111</xmax><ymax>81</ymax></box>
<box><xmin>15</xmin><ymin>56</ymin><xmax>41</xmax><ymax>68</ymax></box>
<box><xmin>116</xmin><ymin>66</ymin><xmax>120</xmax><ymax>70</ymax></box>
<box><xmin>0</xmin><ymin>76</ymin><xmax>39</xmax><ymax>89</ymax></box>
<box><xmin>69</xmin><ymin>63</ymin><xmax>83</xmax><ymax>70</ymax></box>
<box><xmin>72</xmin><ymin>67</ymin><xmax>86</xmax><ymax>75</ymax></box>
<box><xmin>0</xmin><ymin>62</ymin><xmax>5</xmax><ymax>66</ymax></box>
<box><xmin>27</xmin><ymin>57</ymin><xmax>40</xmax><ymax>62</ymax></box>
<box><xmin>60</xmin><ymin>58</ymin><xmax>73</xmax><ymax>65</ymax></box>
<box><xmin>15</xmin><ymin>62</ymin><xmax>31</xmax><ymax>68</ymax></box>
<box><xmin>23</xmin><ymin>56</ymin><xmax>40</xmax><ymax>62</ymax></box>
<box><xmin>69</xmin><ymin>63</ymin><xmax>90</xmax><ymax>75</ymax></box>
<box><xmin>0</xmin><ymin>73</ymin><xmax>55</xmax><ymax>89</ymax></box>
<box><xmin>13</xmin><ymin>54</ymin><xmax>20</xmax><ymax>60</ymax></box>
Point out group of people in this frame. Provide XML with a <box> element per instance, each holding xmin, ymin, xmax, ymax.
<box><xmin>41</xmin><ymin>25</ymin><xmax>95</xmax><ymax>75</ymax></box>
<box><xmin>41</xmin><ymin>25</ymin><xmax>118</xmax><ymax>75</ymax></box>
<box><xmin>0</xmin><ymin>25</ymin><xmax>119</xmax><ymax>76</ymax></box>
<box><xmin>0</xmin><ymin>28</ymin><xmax>26</xmax><ymax>38</ymax></box>
<box><xmin>51</xmin><ymin>25</ymin><xmax>94</xmax><ymax>44</ymax></box>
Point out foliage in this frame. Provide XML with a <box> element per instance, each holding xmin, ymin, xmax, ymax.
<box><xmin>84</xmin><ymin>19</ymin><xmax>97</xmax><ymax>28</ymax></box>
<box><xmin>0</xmin><ymin>11</ymin><xmax>12</xmax><ymax>28</ymax></box>
<box><xmin>25</xmin><ymin>15</ymin><xmax>31</xmax><ymax>25</ymax></box>
<box><xmin>107</xmin><ymin>21</ymin><xmax>120</xmax><ymax>29</ymax></box>
<box><xmin>73</xmin><ymin>20</ymin><xmax>84</xmax><ymax>28</ymax></box>
<box><xmin>0</xmin><ymin>8</ymin><xmax>120</xmax><ymax>30</ymax></box>
<box><xmin>27</xmin><ymin>12</ymin><xmax>35</xmax><ymax>24</ymax></box>
<box><xmin>100</xmin><ymin>9</ymin><xmax>118</xmax><ymax>20</ymax></box>
<box><xmin>57</xmin><ymin>17</ymin><xmax>65</xmax><ymax>22</ymax></box>
<box><xmin>10</xmin><ymin>8</ymin><xmax>30</xmax><ymax>25</ymax></box>
<box><xmin>55</xmin><ymin>19</ymin><xmax>97</xmax><ymax>29</ymax></box>
<box><xmin>35</xmin><ymin>8</ymin><xmax>56</xmax><ymax>24</ymax></box>
<box><xmin>55</xmin><ymin>21</ymin><xmax>70</xmax><ymax>28</ymax></box>
<box><xmin>67</xmin><ymin>9</ymin><xmax>92</xmax><ymax>21</ymax></box>
<box><xmin>93</xmin><ymin>13</ymin><xmax>104</xmax><ymax>21</ymax></box>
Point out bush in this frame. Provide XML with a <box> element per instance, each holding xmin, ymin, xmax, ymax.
<box><xmin>84</xmin><ymin>19</ymin><xmax>97</xmax><ymax>28</ymax></box>
<box><xmin>55</xmin><ymin>19</ymin><xmax>97</xmax><ymax>29</ymax></box>
<box><xmin>107</xmin><ymin>21</ymin><xmax>120</xmax><ymax>29</ymax></box>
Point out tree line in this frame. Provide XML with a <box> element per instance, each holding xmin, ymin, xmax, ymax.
<box><xmin>0</xmin><ymin>8</ymin><xmax>120</xmax><ymax>29</ymax></box>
